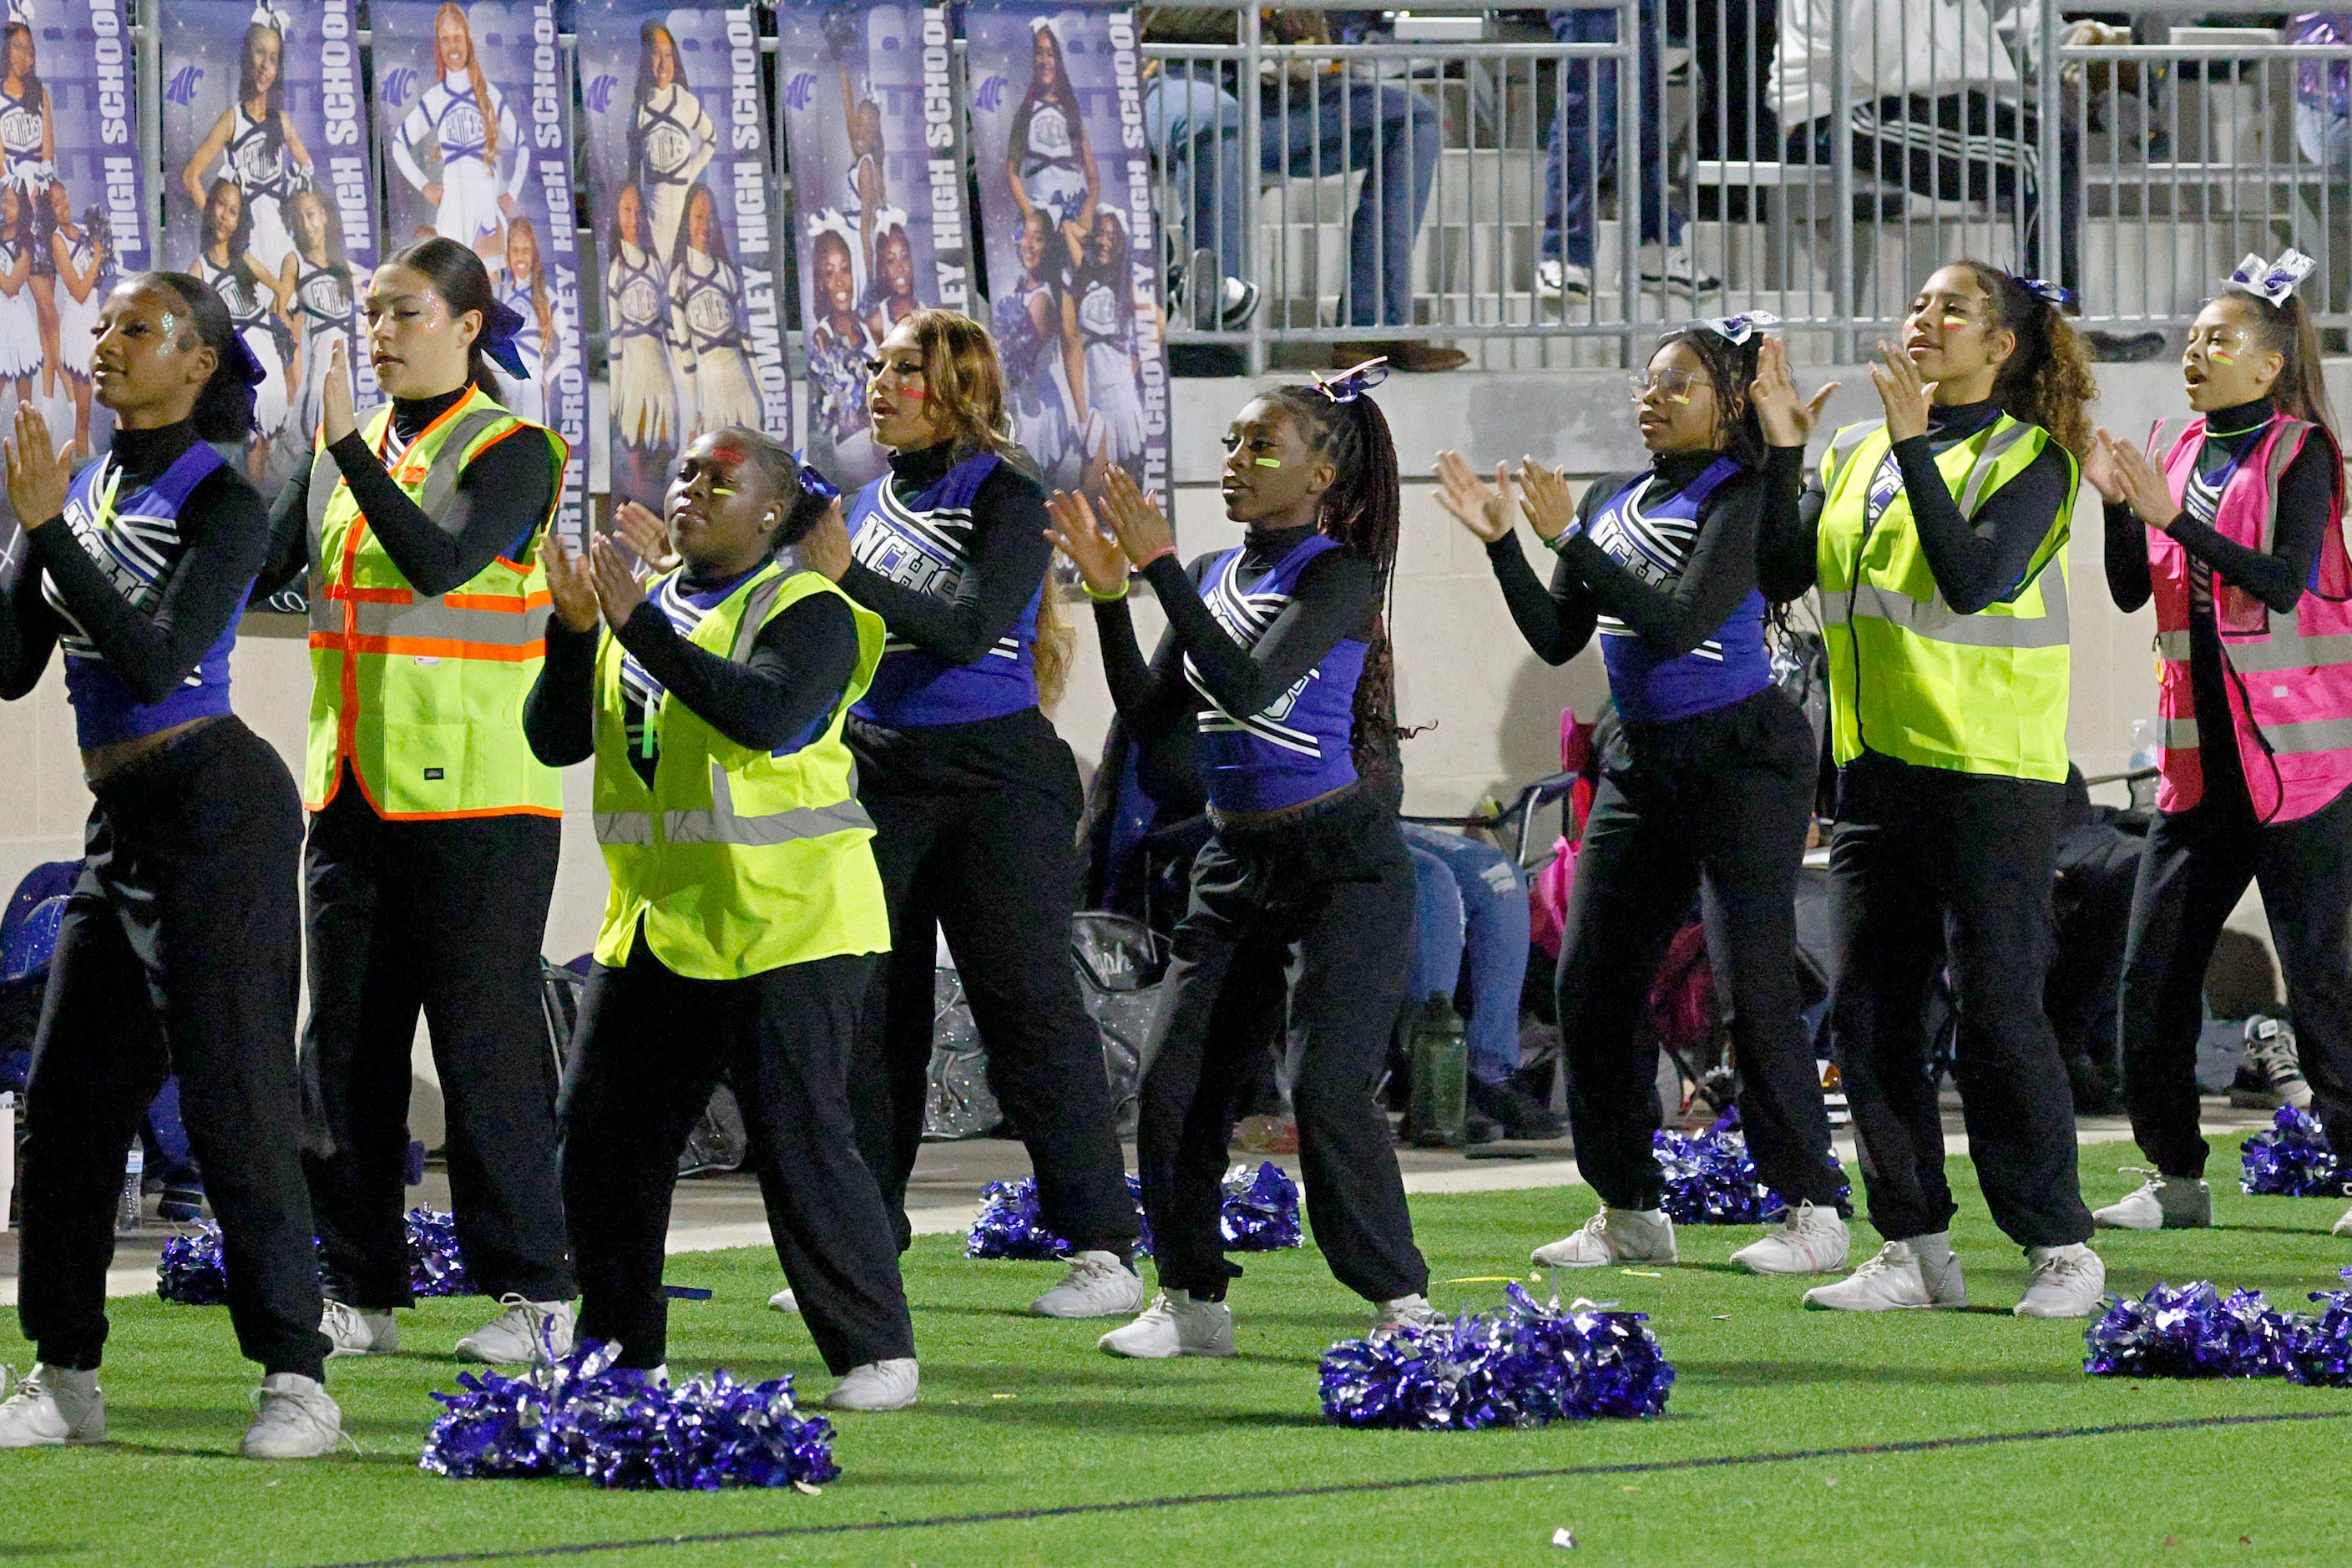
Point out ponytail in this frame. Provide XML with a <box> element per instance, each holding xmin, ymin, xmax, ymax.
<box><xmin>144</xmin><ymin>271</ymin><xmax>260</xmax><ymax>443</ymax></box>
<box><xmin>1959</xmin><ymin>259</ymin><xmax>2097</xmax><ymax>460</ymax></box>
<box><xmin>2224</xmin><ymin>285</ymin><xmax>2339</xmax><ymax>443</ymax></box>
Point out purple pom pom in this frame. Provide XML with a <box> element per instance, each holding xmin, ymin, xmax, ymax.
<box><xmin>422</xmin><ymin>1340</ymin><xmax>838</xmax><ymax>1490</ymax></box>
<box><xmin>965</xmin><ymin>1175</ymin><xmax>1156</xmax><ymax>1259</ymax></box>
<box><xmin>1654</xmin><ymin>1108</ymin><xmax>1851</xmax><ymax>1224</ymax></box>
<box><xmin>2083</xmin><ymin>1281</ymin><xmax>2304</xmax><ymax>1380</ymax></box>
<box><xmin>2289</xmin><ymin>1270</ymin><xmax>2352</xmax><ymax>1388</ymax></box>
<box><xmin>2238</xmin><ymin>1106</ymin><xmax>2341</xmax><ymax>1196</ymax></box>
<box><xmin>1219</xmin><ymin>1161</ymin><xmax>1302</xmax><ymax>1251</ymax></box>
<box><xmin>407</xmin><ymin>1207</ymin><xmax>473</xmax><ymax>1297</ymax></box>
<box><xmin>1320</xmin><ymin>1283</ymin><xmax>1674</xmax><ymax>1430</ymax></box>
<box><xmin>157</xmin><ymin>1222</ymin><xmax>232</xmax><ymax>1306</ymax></box>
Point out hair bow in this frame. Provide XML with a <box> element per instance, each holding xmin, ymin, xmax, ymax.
<box><xmin>795</xmin><ymin>457</ymin><xmax>841</xmax><ymax>502</ymax></box>
<box><xmin>222</xmin><ymin>329</ymin><xmax>267</xmax><ymax>388</ymax></box>
<box><xmin>1310</xmin><ymin>357</ymin><xmax>1389</xmax><ymax>404</ymax></box>
<box><xmin>250</xmin><ymin>1</ymin><xmax>291</xmax><ymax>34</ymax></box>
<box><xmin>2018</xmin><ymin>278</ymin><xmax>2073</xmax><ymax>310</ymax></box>
<box><xmin>2226</xmin><ymin>250</ymin><xmax>2318</xmax><ymax>306</ymax></box>
<box><xmin>478</xmin><ymin>298</ymin><xmax>530</xmax><ymax>380</ymax></box>
<box><xmin>4</xmin><ymin>2</ymin><xmax>32</xmax><ymax>31</ymax></box>
<box><xmin>1698</xmin><ymin>310</ymin><xmax>1781</xmax><ymax>346</ymax></box>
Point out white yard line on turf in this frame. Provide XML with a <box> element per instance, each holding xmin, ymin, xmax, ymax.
<box><xmin>0</xmin><ymin>1122</ymin><xmax>2258</xmax><ymax>1304</ymax></box>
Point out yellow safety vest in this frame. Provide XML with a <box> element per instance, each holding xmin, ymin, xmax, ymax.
<box><xmin>304</xmin><ymin>387</ymin><xmax>568</xmax><ymax>818</ymax></box>
<box><xmin>1815</xmin><ymin>414</ymin><xmax>2076</xmax><ymax>782</ymax></box>
<box><xmin>590</xmin><ymin>563</ymin><xmax>890</xmax><ymax>979</ymax></box>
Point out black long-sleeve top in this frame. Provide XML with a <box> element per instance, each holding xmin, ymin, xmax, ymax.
<box><xmin>524</xmin><ymin>579</ymin><xmax>860</xmax><ymax>786</ymax></box>
<box><xmin>1759</xmin><ymin>397</ymin><xmax>2076</xmax><ymax>611</ymax></box>
<box><xmin>258</xmin><ymin>384</ymin><xmax>558</xmax><ymax>599</ymax></box>
<box><xmin>0</xmin><ymin>420</ymin><xmax>267</xmax><ymax>707</ymax></box>
<box><xmin>2102</xmin><ymin>395</ymin><xmax>2337</xmax><ymax>805</ymax></box>
<box><xmin>1481</xmin><ymin>449</ymin><xmax>1767</xmax><ymax>666</ymax></box>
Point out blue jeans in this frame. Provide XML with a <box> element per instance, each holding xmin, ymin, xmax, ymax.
<box><xmin>1144</xmin><ymin>73</ymin><xmax>1247</xmax><ymax>280</ymax></box>
<box><xmin>1404</xmin><ymin>822</ymin><xmax>1530</xmax><ymax>1085</ymax></box>
<box><xmin>1544</xmin><ymin>3</ymin><xmax>1682</xmax><ymax>266</ymax></box>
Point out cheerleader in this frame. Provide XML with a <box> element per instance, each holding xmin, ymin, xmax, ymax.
<box><xmin>1007</xmin><ymin>20</ymin><xmax>1097</xmax><ymax>235</ymax></box>
<box><xmin>285</xmin><ymin>189</ymin><xmax>354</xmax><ymax>449</ymax></box>
<box><xmin>0</xmin><ymin>272</ymin><xmax>341</xmax><ymax>1458</ymax></box>
<box><xmin>603</xmin><ymin>184</ymin><xmax>675</xmax><ymax>475</ymax></box>
<box><xmin>863</xmin><ymin>220</ymin><xmax>921</xmax><ymax>345</ymax></box>
<box><xmin>391</xmin><ymin>4</ymin><xmax>527</xmax><ymax>259</ymax></box>
<box><xmin>804</xmin><ymin>223</ymin><xmax>878</xmax><ymax>475</ymax></box>
<box><xmin>1049</xmin><ymin>362</ymin><xmax>1439</xmax><ymax>1355</ymax></box>
<box><xmin>666</xmin><ymin>185</ymin><xmax>760</xmax><ymax>443</ymax></box>
<box><xmin>180</xmin><ymin>8</ymin><xmax>314</xmax><ymax>316</ymax></box>
<box><xmin>1066</xmin><ymin>210</ymin><xmax>1148</xmax><ymax>472</ymax></box>
<box><xmin>496</xmin><ymin>217</ymin><xmax>569</xmax><ymax>429</ymax></box>
<box><xmin>992</xmin><ymin>211</ymin><xmax>1079</xmax><ymax>494</ymax></box>
<box><xmin>1434</xmin><ymin>317</ymin><xmax>1849</xmax><ymax>1276</ymax></box>
<box><xmin>629</xmin><ymin>19</ymin><xmax>715</xmax><ymax>269</ymax></box>
<box><xmin>191</xmin><ymin>179</ymin><xmax>290</xmax><ymax>487</ymax></box>
<box><xmin>1758</xmin><ymin>262</ymin><xmax>2107</xmax><ymax>1317</ymax></box>
<box><xmin>0</xmin><ymin>185</ymin><xmax>42</xmax><ymax>407</ymax></box>
<box><xmin>528</xmin><ymin>427</ymin><xmax>918</xmax><ymax>1409</ymax></box>
<box><xmin>255</xmin><ymin>237</ymin><xmax>575</xmax><ymax>1365</ymax></box>
<box><xmin>795</xmin><ymin>310</ymin><xmax>1145</xmax><ymax>1318</ymax></box>
<box><xmin>43</xmin><ymin>184</ymin><xmax>101</xmax><ymax>450</ymax></box>
<box><xmin>2086</xmin><ymin>251</ymin><xmax>2352</xmax><ymax>1238</ymax></box>
<box><xmin>0</xmin><ymin>17</ymin><xmax>56</xmax><ymax>397</ymax></box>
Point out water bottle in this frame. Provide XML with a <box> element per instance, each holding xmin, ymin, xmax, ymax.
<box><xmin>1404</xmin><ymin>993</ymin><xmax>1468</xmax><ymax>1148</ymax></box>
<box><xmin>115</xmin><ymin>1143</ymin><xmax>143</xmax><ymax>1232</ymax></box>
<box><xmin>2128</xmin><ymin>720</ymin><xmax>2161</xmax><ymax>811</ymax></box>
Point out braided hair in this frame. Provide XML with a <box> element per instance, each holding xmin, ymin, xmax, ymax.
<box><xmin>1257</xmin><ymin>382</ymin><xmax>1404</xmax><ymax>790</ymax></box>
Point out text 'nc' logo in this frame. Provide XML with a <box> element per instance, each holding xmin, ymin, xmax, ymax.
<box><xmin>165</xmin><ymin>66</ymin><xmax>204</xmax><ymax>108</ymax></box>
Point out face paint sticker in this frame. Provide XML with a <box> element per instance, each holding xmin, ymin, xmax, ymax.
<box><xmin>1253</xmin><ymin>458</ymin><xmax>1282</xmax><ymax>468</ymax></box>
<box><xmin>1940</xmin><ymin>312</ymin><xmax>1970</xmax><ymax>331</ymax></box>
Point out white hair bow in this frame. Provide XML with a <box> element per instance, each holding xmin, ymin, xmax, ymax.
<box><xmin>250</xmin><ymin>2</ymin><xmax>292</xmax><ymax>35</ymax></box>
<box><xmin>1699</xmin><ymin>311</ymin><xmax>1782</xmax><ymax>346</ymax></box>
<box><xmin>2227</xmin><ymin>250</ymin><xmax>2318</xmax><ymax>306</ymax></box>
<box><xmin>4</xmin><ymin>1</ymin><xmax>32</xmax><ymax>32</ymax></box>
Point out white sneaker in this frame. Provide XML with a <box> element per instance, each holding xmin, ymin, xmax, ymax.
<box><xmin>767</xmin><ymin>1288</ymin><xmax>800</xmax><ymax>1314</ymax></box>
<box><xmin>1530</xmin><ymin>1207</ymin><xmax>1678</xmax><ymax>1269</ymax></box>
<box><xmin>2335</xmin><ymin>1202</ymin><xmax>2352</xmax><ymax>1237</ymax></box>
<box><xmin>2092</xmin><ymin>1169</ymin><xmax>2212</xmax><ymax>1231</ymax></box>
<box><xmin>1097</xmin><ymin>1290</ymin><xmax>1237</xmax><ymax>1359</ymax></box>
<box><xmin>240</xmin><ymin>1373</ymin><xmax>346</xmax><ymax>1460</ymax></box>
<box><xmin>0</xmin><ymin>1363</ymin><xmax>104</xmax><ymax>1447</ymax></box>
<box><xmin>1031</xmin><ymin>1251</ymin><xmax>1147</xmax><ymax>1319</ymax></box>
<box><xmin>1731</xmin><ymin>1201</ymin><xmax>1852</xmax><ymax>1276</ymax></box>
<box><xmin>1640</xmin><ymin>241</ymin><xmax>1722</xmax><ymax>297</ymax></box>
<box><xmin>2016</xmin><ymin>1244</ymin><xmax>2107</xmax><ymax>1318</ymax></box>
<box><xmin>454</xmin><ymin>1295</ymin><xmax>575</xmax><ymax>1364</ymax></box>
<box><xmin>822</xmin><ymin>1358</ymin><xmax>919</xmax><ymax>1412</ymax></box>
<box><xmin>1536</xmin><ymin>259</ymin><xmax>1592</xmax><ymax>302</ymax></box>
<box><xmin>1803</xmin><ymin>1239</ymin><xmax>1970</xmax><ymax>1310</ymax></box>
<box><xmin>321</xmin><ymin>1300</ymin><xmax>399</xmax><ymax>1358</ymax></box>
<box><xmin>1371</xmin><ymin>1294</ymin><xmax>1448</xmax><ymax>1336</ymax></box>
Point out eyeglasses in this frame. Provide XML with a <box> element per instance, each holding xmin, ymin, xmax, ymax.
<box><xmin>1626</xmin><ymin>368</ymin><xmax>1712</xmax><ymax>405</ymax></box>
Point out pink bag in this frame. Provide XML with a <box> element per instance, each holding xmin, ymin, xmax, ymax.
<box><xmin>1529</xmin><ymin>710</ymin><xmax>1597</xmax><ymax>962</ymax></box>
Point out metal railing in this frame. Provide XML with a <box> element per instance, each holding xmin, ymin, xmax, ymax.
<box><xmin>1144</xmin><ymin>3</ymin><xmax>2352</xmax><ymax>370</ymax></box>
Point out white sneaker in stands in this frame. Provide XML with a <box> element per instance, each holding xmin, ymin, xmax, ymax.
<box><xmin>321</xmin><ymin>1300</ymin><xmax>398</xmax><ymax>1357</ymax></box>
<box><xmin>1531</xmin><ymin>1207</ymin><xmax>1677</xmax><ymax>1268</ymax></box>
<box><xmin>1536</xmin><ymin>259</ymin><xmax>1592</xmax><ymax>301</ymax></box>
<box><xmin>767</xmin><ymin>1288</ymin><xmax>799</xmax><ymax>1313</ymax></box>
<box><xmin>1031</xmin><ymin>1251</ymin><xmax>1146</xmax><ymax>1318</ymax></box>
<box><xmin>1803</xmin><ymin>1240</ymin><xmax>1969</xmax><ymax>1310</ymax></box>
<box><xmin>2015</xmin><ymin>1244</ymin><xmax>2106</xmax><ymax>1318</ymax></box>
<box><xmin>240</xmin><ymin>1373</ymin><xmax>345</xmax><ymax>1460</ymax></box>
<box><xmin>1731</xmin><ymin>1201</ymin><xmax>1852</xmax><ymax>1276</ymax></box>
<box><xmin>2092</xmin><ymin>1170</ymin><xmax>2211</xmax><ymax>1231</ymax></box>
<box><xmin>823</xmin><ymin>1358</ymin><xmax>919</xmax><ymax>1412</ymax></box>
<box><xmin>0</xmin><ymin>1363</ymin><xmax>104</xmax><ymax>1447</ymax></box>
<box><xmin>1097</xmin><ymin>1290</ymin><xmax>1236</xmax><ymax>1358</ymax></box>
<box><xmin>455</xmin><ymin>1295</ymin><xmax>574</xmax><ymax>1364</ymax></box>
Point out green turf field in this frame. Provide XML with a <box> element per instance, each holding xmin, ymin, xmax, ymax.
<box><xmin>3</xmin><ymin>1160</ymin><xmax>2349</xmax><ymax>1566</ymax></box>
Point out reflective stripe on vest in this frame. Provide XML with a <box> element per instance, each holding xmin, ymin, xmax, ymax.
<box><xmin>594</xmin><ymin>766</ymin><xmax>877</xmax><ymax>847</ymax></box>
<box><xmin>1820</xmin><ymin>573</ymin><xmax>2073</xmax><ymax>650</ymax></box>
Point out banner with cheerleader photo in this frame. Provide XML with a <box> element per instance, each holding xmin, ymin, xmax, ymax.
<box><xmin>579</xmin><ymin>2</ymin><xmax>794</xmax><ymax>513</ymax></box>
<box><xmin>778</xmin><ymin>1</ymin><xmax>976</xmax><ymax>490</ymax></box>
<box><xmin>162</xmin><ymin>1</ymin><xmax>378</xmax><ymax>498</ymax></box>
<box><xmin>371</xmin><ymin>1</ymin><xmax>589</xmax><ymax>539</ymax></box>
<box><xmin>964</xmin><ymin>2</ymin><xmax>1167</xmax><ymax>504</ymax></box>
<box><xmin>0</xmin><ymin>0</ymin><xmax>149</xmax><ymax>580</ymax></box>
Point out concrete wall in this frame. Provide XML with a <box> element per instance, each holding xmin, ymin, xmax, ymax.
<box><xmin>9</xmin><ymin>358</ymin><xmax>2320</xmax><ymax>993</ymax></box>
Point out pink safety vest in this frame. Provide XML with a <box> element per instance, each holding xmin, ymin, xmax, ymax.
<box><xmin>2147</xmin><ymin>414</ymin><xmax>2352</xmax><ymax>821</ymax></box>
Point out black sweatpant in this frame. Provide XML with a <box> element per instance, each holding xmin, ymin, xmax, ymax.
<box><xmin>18</xmin><ymin>717</ymin><xmax>330</xmax><ymax>1380</ymax></box>
<box><xmin>2118</xmin><ymin>775</ymin><xmax>2352</xmax><ymax>1178</ymax></box>
<box><xmin>1139</xmin><ymin>787</ymin><xmax>1428</xmax><ymax>1303</ymax></box>
<box><xmin>301</xmin><ymin>763</ymin><xmax>574</xmax><ymax>1308</ymax></box>
<box><xmin>1826</xmin><ymin>754</ymin><xmax>2094</xmax><ymax>1248</ymax></box>
<box><xmin>560</xmin><ymin>938</ymin><xmax>913</xmax><ymax>1373</ymax></box>
<box><xmin>848</xmin><ymin>749</ymin><xmax>1137</xmax><ymax>1257</ymax></box>
<box><xmin>1556</xmin><ymin>689</ymin><xmax>1841</xmax><ymax>1212</ymax></box>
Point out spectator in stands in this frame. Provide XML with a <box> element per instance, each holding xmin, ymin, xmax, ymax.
<box><xmin>2289</xmin><ymin>13</ymin><xmax>2352</xmax><ymax>316</ymax></box>
<box><xmin>1538</xmin><ymin>3</ymin><xmax>1722</xmax><ymax>305</ymax></box>
<box><xmin>1141</xmin><ymin>9</ymin><xmax>1261</xmax><ymax>332</ymax></box>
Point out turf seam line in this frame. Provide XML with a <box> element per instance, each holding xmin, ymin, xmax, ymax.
<box><xmin>303</xmin><ymin>1409</ymin><xmax>2352</xmax><ymax>1567</ymax></box>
